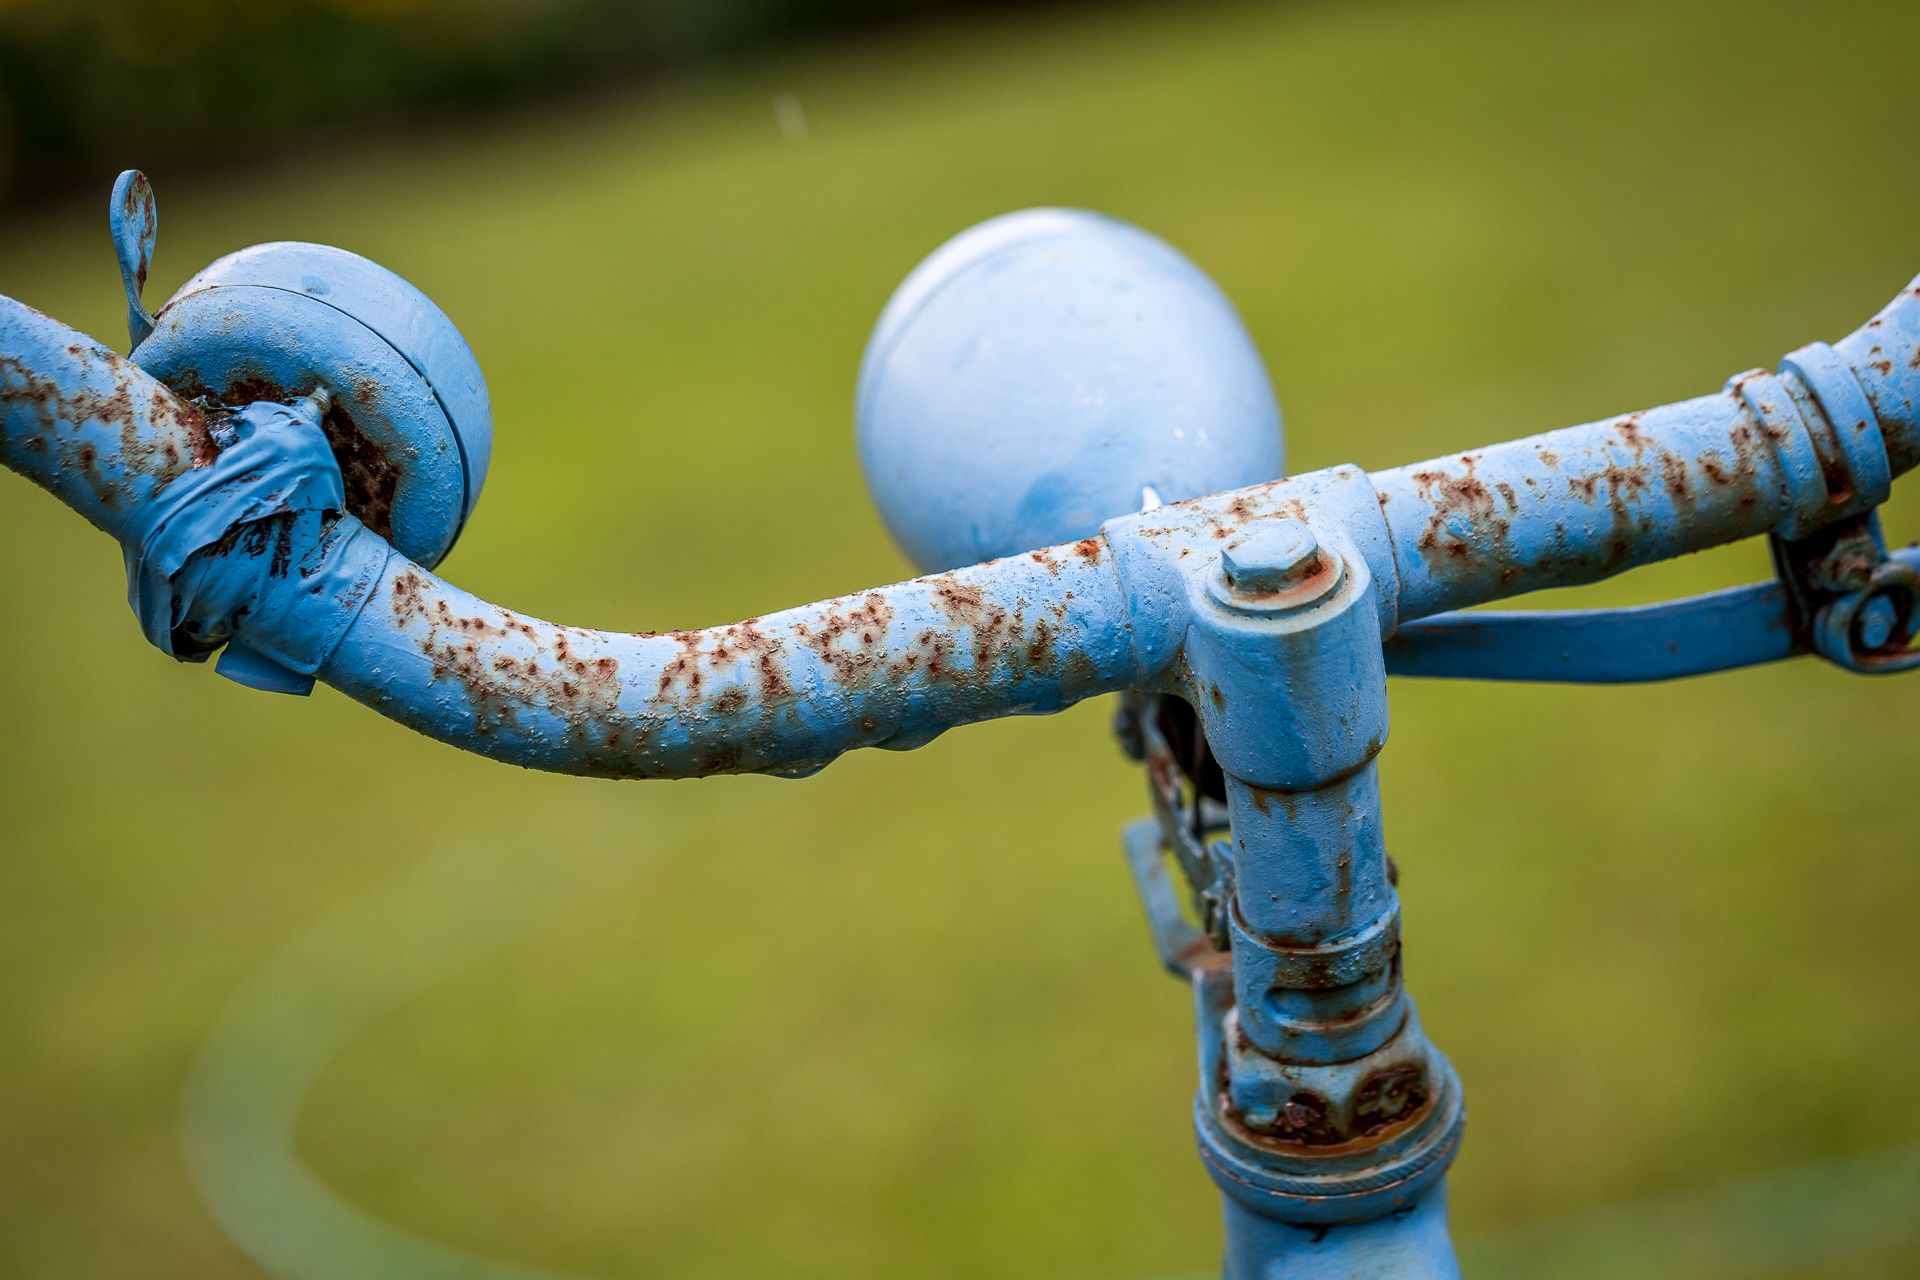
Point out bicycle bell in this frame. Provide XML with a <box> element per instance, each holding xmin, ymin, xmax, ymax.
<box><xmin>110</xmin><ymin>170</ymin><xmax>492</xmax><ymax>571</ymax></box>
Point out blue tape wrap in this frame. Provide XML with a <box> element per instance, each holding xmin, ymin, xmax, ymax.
<box><xmin>123</xmin><ymin>398</ymin><xmax>391</xmax><ymax>674</ymax></box>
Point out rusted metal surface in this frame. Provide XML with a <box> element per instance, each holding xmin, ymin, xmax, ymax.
<box><xmin>156</xmin><ymin>238</ymin><xmax>494</xmax><ymax>524</ymax></box>
<box><xmin>315</xmin><ymin>537</ymin><xmax>1136</xmax><ymax>779</ymax></box>
<box><xmin>117</xmin><ymin>179</ymin><xmax>489</xmax><ymax>565</ymax></box>
<box><xmin>169</xmin><ymin>369</ymin><xmax>402</xmax><ymax>543</ymax></box>
<box><xmin>135</xmin><ymin>285</ymin><xmax>462</xmax><ymax>566</ymax></box>
<box><xmin>110</xmin><ymin>170</ymin><xmax>160</xmax><ymax>348</ymax></box>
<box><xmin>1373</xmin><ymin>392</ymin><xmax>1812</xmax><ymax>623</ymax></box>
<box><xmin>119</xmin><ymin>395</ymin><xmax>372</xmax><ymax>680</ymax></box>
<box><xmin>1372</xmin><ymin>276</ymin><xmax>1920</xmax><ymax>626</ymax></box>
<box><xmin>0</xmin><ymin>296</ymin><xmax>213</xmax><ymax>542</ymax></box>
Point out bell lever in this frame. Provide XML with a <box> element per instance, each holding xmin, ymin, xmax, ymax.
<box><xmin>110</xmin><ymin>170</ymin><xmax>159</xmax><ymax>351</ymax></box>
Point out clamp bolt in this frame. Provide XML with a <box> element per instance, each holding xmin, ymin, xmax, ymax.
<box><xmin>1858</xmin><ymin>591</ymin><xmax>1899</xmax><ymax>650</ymax></box>
<box><xmin>1221</xmin><ymin>520</ymin><xmax>1320</xmax><ymax>595</ymax></box>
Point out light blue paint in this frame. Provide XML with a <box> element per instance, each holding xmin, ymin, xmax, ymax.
<box><xmin>856</xmin><ymin>208</ymin><xmax>1285</xmax><ymax>572</ymax></box>
<box><xmin>154</xmin><ymin>237</ymin><xmax>494</xmax><ymax>536</ymax></box>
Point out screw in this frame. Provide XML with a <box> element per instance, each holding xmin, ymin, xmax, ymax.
<box><xmin>1857</xmin><ymin>591</ymin><xmax>1899</xmax><ymax>650</ymax></box>
<box><xmin>1221</xmin><ymin>520</ymin><xmax>1320</xmax><ymax>594</ymax></box>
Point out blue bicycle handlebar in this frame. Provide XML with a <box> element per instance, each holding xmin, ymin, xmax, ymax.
<box><xmin>4</xmin><ymin>273</ymin><xmax>1917</xmax><ymax>779</ymax></box>
<box><xmin>10</xmin><ymin>203</ymin><xmax>1920</xmax><ymax>1280</ymax></box>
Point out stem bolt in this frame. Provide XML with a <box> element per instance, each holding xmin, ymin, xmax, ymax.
<box><xmin>1221</xmin><ymin>520</ymin><xmax>1320</xmax><ymax>594</ymax></box>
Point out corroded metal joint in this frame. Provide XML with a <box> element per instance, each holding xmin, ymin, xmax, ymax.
<box><xmin>1812</xmin><ymin>556</ymin><xmax>1920</xmax><ymax>674</ymax></box>
<box><xmin>1725</xmin><ymin>369</ymin><xmax>1832</xmax><ymax>542</ymax></box>
<box><xmin>1235</xmin><ymin>900</ymin><xmax>1399</xmax><ymax>989</ymax></box>
<box><xmin>1158</xmin><ymin>508</ymin><xmax>1460</xmax><ymax>1230</ymax></box>
<box><xmin>1194</xmin><ymin>966</ymin><xmax>1464</xmax><ymax>1227</ymax></box>
<box><xmin>1228</xmin><ymin>902</ymin><xmax>1404</xmax><ymax>1063</ymax></box>
<box><xmin>1779</xmin><ymin>343</ymin><xmax>1893</xmax><ymax>519</ymax></box>
<box><xmin>1180</xmin><ymin>520</ymin><xmax>1389</xmax><ymax>792</ymax></box>
<box><xmin>1725</xmin><ymin>342</ymin><xmax>1895</xmax><ymax>545</ymax></box>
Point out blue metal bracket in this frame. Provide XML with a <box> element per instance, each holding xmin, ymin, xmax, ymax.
<box><xmin>1383</xmin><ymin>544</ymin><xmax>1920</xmax><ymax>683</ymax></box>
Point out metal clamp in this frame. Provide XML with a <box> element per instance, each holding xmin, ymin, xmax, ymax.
<box><xmin>1780</xmin><ymin>342</ymin><xmax>1893</xmax><ymax>515</ymax></box>
<box><xmin>1814</xmin><ymin>558</ymin><xmax>1920</xmax><ymax>673</ymax></box>
<box><xmin>1231</xmin><ymin>901</ymin><xmax>1400</xmax><ymax>991</ymax></box>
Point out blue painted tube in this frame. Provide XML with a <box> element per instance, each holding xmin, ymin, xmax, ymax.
<box><xmin>1220</xmin><ymin>1180</ymin><xmax>1461</xmax><ymax>1280</ymax></box>
<box><xmin>7</xmin><ymin>277</ymin><xmax>1920</xmax><ymax>778</ymax></box>
<box><xmin>1224</xmin><ymin>766</ymin><xmax>1392</xmax><ymax>945</ymax></box>
<box><xmin>2</xmin><ymin>294</ymin><xmax>1138</xmax><ymax>779</ymax></box>
<box><xmin>1372</xmin><ymin>388</ymin><xmax>1819</xmax><ymax>626</ymax></box>
<box><xmin>309</xmin><ymin>541</ymin><xmax>1135</xmax><ymax>778</ymax></box>
<box><xmin>0</xmin><ymin>296</ymin><xmax>215</xmax><ymax>542</ymax></box>
<box><xmin>1372</xmin><ymin>274</ymin><xmax>1920</xmax><ymax>625</ymax></box>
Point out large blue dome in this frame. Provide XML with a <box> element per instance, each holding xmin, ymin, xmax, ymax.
<box><xmin>857</xmin><ymin>208</ymin><xmax>1283</xmax><ymax>574</ymax></box>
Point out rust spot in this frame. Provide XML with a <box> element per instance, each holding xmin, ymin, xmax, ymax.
<box><xmin>1028</xmin><ymin>548</ymin><xmax>1061</xmax><ymax>576</ymax></box>
<box><xmin>390</xmin><ymin>570</ymin><xmax>636</xmax><ymax>768</ymax></box>
<box><xmin>972</xmin><ymin>609</ymin><xmax>1009</xmax><ymax>666</ymax></box>
<box><xmin>930</xmin><ymin>576</ymin><xmax>984</xmax><ymax>618</ymax></box>
<box><xmin>1409</xmin><ymin>458</ymin><xmax>1514</xmax><ymax>575</ymax></box>
<box><xmin>795</xmin><ymin>592</ymin><xmax>894</xmax><ymax>684</ymax></box>
<box><xmin>1660</xmin><ymin>451</ymin><xmax>1693</xmax><ymax>502</ymax></box>
<box><xmin>173</xmin><ymin>371</ymin><xmax>400</xmax><ymax>541</ymax></box>
<box><xmin>119</xmin><ymin>178</ymin><xmax>156</xmax><ymax>293</ymax></box>
<box><xmin>1271</xmin><ymin>1091</ymin><xmax>1343</xmax><ymax>1146</ymax></box>
<box><xmin>2</xmin><ymin>345</ymin><xmax>214</xmax><ymax>525</ymax></box>
<box><xmin>729</xmin><ymin>618</ymin><xmax>792</xmax><ymax>701</ymax></box>
<box><xmin>1224</xmin><ymin>1067</ymin><xmax>1434</xmax><ymax>1154</ymax></box>
<box><xmin>320</xmin><ymin>398</ymin><xmax>398</xmax><ymax>541</ymax></box>
<box><xmin>1614</xmin><ymin>413</ymin><xmax>1648</xmax><ymax>458</ymax></box>
<box><xmin>1026</xmin><ymin>618</ymin><xmax>1055</xmax><ymax>668</ymax></box>
<box><xmin>1352</xmin><ymin>1063</ymin><xmax>1428</xmax><ymax>1137</ymax></box>
<box><xmin>1566</xmin><ymin>456</ymin><xmax>1655</xmax><ymax>571</ymax></box>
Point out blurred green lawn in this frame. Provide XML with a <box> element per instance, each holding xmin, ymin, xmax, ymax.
<box><xmin>3</xmin><ymin>0</ymin><xmax>1920</xmax><ymax>1276</ymax></box>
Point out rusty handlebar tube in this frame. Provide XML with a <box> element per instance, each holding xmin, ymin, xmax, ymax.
<box><xmin>5</xmin><ymin>186</ymin><xmax>1919</xmax><ymax>1279</ymax></box>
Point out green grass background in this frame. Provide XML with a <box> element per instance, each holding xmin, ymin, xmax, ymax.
<box><xmin>3</xmin><ymin>0</ymin><xmax>1920</xmax><ymax>1276</ymax></box>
